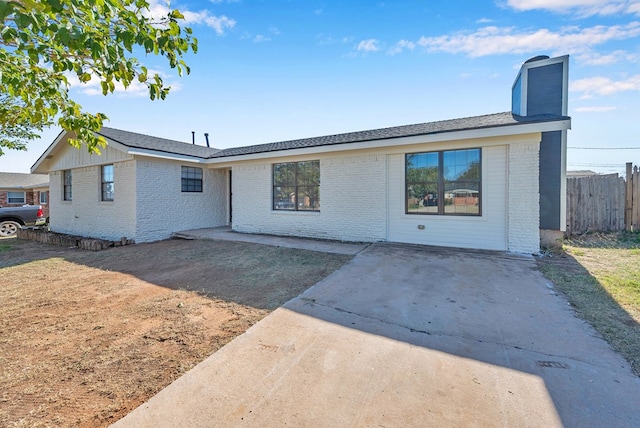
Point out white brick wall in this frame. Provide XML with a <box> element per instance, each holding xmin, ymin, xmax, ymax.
<box><xmin>49</xmin><ymin>161</ymin><xmax>137</xmax><ymax>240</ymax></box>
<box><xmin>46</xmin><ymin>135</ymin><xmax>541</xmax><ymax>252</ymax></box>
<box><xmin>507</xmin><ymin>141</ymin><xmax>540</xmax><ymax>253</ymax></box>
<box><xmin>49</xmin><ymin>158</ymin><xmax>228</xmax><ymax>243</ymax></box>
<box><xmin>387</xmin><ymin>145</ymin><xmax>507</xmax><ymax>251</ymax></box>
<box><xmin>232</xmin><ymin>154</ymin><xmax>387</xmax><ymax>242</ymax></box>
<box><xmin>135</xmin><ymin>159</ymin><xmax>227</xmax><ymax>242</ymax></box>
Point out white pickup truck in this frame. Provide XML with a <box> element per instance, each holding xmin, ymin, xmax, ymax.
<box><xmin>0</xmin><ymin>205</ymin><xmax>47</xmax><ymax>237</ymax></box>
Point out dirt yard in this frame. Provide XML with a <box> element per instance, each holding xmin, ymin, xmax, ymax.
<box><xmin>0</xmin><ymin>237</ymin><xmax>351</xmax><ymax>427</ymax></box>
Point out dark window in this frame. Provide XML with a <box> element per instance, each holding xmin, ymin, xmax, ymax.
<box><xmin>101</xmin><ymin>165</ymin><xmax>114</xmax><ymax>201</ymax></box>
<box><xmin>181</xmin><ymin>166</ymin><xmax>203</xmax><ymax>192</ymax></box>
<box><xmin>406</xmin><ymin>148</ymin><xmax>481</xmax><ymax>216</ymax></box>
<box><xmin>7</xmin><ymin>191</ymin><xmax>25</xmax><ymax>204</ymax></box>
<box><xmin>273</xmin><ymin>160</ymin><xmax>320</xmax><ymax>211</ymax></box>
<box><xmin>63</xmin><ymin>170</ymin><xmax>72</xmax><ymax>201</ymax></box>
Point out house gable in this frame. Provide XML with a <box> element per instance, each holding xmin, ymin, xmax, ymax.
<box><xmin>44</xmin><ymin>137</ymin><xmax>133</xmax><ymax>172</ymax></box>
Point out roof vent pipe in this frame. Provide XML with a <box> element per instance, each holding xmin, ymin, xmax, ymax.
<box><xmin>191</xmin><ymin>131</ymin><xmax>195</xmax><ymax>145</ymax></box>
<box><xmin>204</xmin><ymin>133</ymin><xmax>210</xmax><ymax>148</ymax></box>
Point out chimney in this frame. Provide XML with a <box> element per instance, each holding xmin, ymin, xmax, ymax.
<box><xmin>204</xmin><ymin>133</ymin><xmax>210</xmax><ymax>148</ymax></box>
<box><xmin>191</xmin><ymin>131</ymin><xmax>195</xmax><ymax>145</ymax></box>
<box><xmin>511</xmin><ymin>55</ymin><xmax>568</xmax><ymax>117</ymax></box>
<box><xmin>511</xmin><ymin>55</ymin><xmax>570</xmax><ymax>236</ymax></box>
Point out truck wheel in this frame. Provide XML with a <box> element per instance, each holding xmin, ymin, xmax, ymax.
<box><xmin>0</xmin><ymin>220</ymin><xmax>21</xmax><ymax>237</ymax></box>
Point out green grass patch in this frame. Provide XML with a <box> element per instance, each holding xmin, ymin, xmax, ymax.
<box><xmin>0</xmin><ymin>239</ymin><xmax>15</xmax><ymax>253</ymax></box>
<box><xmin>537</xmin><ymin>231</ymin><xmax>640</xmax><ymax>376</ymax></box>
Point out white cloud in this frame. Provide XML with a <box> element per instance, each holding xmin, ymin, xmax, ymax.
<box><xmin>571</xmin><ymin>74</ymin><xmax>640</xmax><ymax>97</ymax></box>
<box><xmin>574</xmin><ymin>106</ymin><xmax>617</xmax><ymax>111</ymax></box>
<box><xmin>411</xmin><ymin>22</ymin><xmax>640</xmax><ymax>58</ymax></box>
<box><xmin>576</xmin><ymin>49</ymin><xmax>635</xmax><ymax>64</ymax></box>
<box><xmin>269</xmin><ymin>26</ymin><xmax>281</xmax><ymax>35</ymax></box>
<box><xmin>316</xmin><ymin>34</ymin><xmax>354</xmax><ymax>46</ymax></box>
<box><xmin>67</xmin><ymin>69</ymin><xmax>181</xmax><ymax>98</ymax></box>
<box><xmin>145</xmin><ymin>0</ymin><xmax>236</xmax><ymax>35</ymax></box>
<box><xmin>476</xmin><ymin>17</ymin><xmax>495</xmax><ymax>23</ymax></box>
<box><xmin>505</xmin><ymin>0</ymin><xmax>640</xmax><ymax>17</ymax></box>
<box><xmin>253</xmin><ymin>34</ymin><xmax>271</xmax><ymax>43</ymax></box>
<box><xmin>388</xmin><ymin>39</ymin><xmax>416</xmax><ymax>55</ymax></box>
<box><xmin>357</xmin><ymin>39</ymin><xmax>380</xmax><ymax>52</ymax></box>
<box><xmin>183</xmin><ymin>11</ymin><xmax>236</xmax><ymax>35</ymax></box>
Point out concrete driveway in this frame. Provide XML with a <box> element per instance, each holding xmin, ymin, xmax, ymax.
<box><xmin>113</xmin><ymin>243</ymin><xmax>640</xmax><ymax>427</ymax></box>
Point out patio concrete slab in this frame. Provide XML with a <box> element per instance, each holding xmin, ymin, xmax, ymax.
<box><xmin>112</xmin><ymin>243</ymin><xmax>640</xmax><ymax>428</ymax></box>
<box><xmin>173</xmin><ymin>227</ymin><xmax>369</xmax><ymax>255</ymax></box>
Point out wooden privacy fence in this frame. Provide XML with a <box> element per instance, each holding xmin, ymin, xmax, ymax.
<box><xmin>627</xmin><ymin>163</ymin><xmax>640</xmax><ymax>232</ymax></box>
<box><xmin>566</xmin><ymin>162</ymin><xmax>639</xmax><ymax>236</ymax></box>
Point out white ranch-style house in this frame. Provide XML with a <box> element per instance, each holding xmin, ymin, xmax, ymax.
<box><xmin>32</xmin><ymin>55</ymin><xmax>571</xmax><ymax>254</ymax></box>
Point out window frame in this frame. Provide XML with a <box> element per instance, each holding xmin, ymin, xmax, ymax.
<box><xmin>63</xmin><ymin>170</ymin><xmax>72</xmax><ymax>201</ymax></box>
<box><xmin>7</xmin><ymin>191</ymin><xmax>26</xmax><ymax>204</ymax></box>
<box><xmin>101</xmin><ymin>164</ymin><xmax>114</xmax><ymax>202</ymax></box>
<box><xmin>272</xmin><ymin>160</ymin><xmax>320</xmax><ymax>212</ymax></box>
<box><xmin>405</xmin><ymin>148</ymin><xmax>482</xmax><ymax>217</ymax></box>
<box><xmin>181</xmin><ymin>166</ymin><xmax>203</xmax><ymax>193</ymax></box>
<box><xmin>39</xmin><ymin>191</ymin><xmax>48</xmax><ymax>205</ymax></box>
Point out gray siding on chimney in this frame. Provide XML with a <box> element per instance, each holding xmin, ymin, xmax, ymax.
<box><xmin>512</xmin><ymin>74</ymin><xmax>522</xmax><ymax>115</ymax></box>
<box><xmin>539</xmin><ymin>130</ymin><xmax>562</xmax><ymax>230</ymax></box>
<box><xmin>526</xmin><ymin>63</ymin><xmax>563</xmax><ymax>116</ymax></box>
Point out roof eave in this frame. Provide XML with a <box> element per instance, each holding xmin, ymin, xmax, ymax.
<box><xmin>205</xmin><ymin>118</ymin><xmax>571</xmax><ymax>164</ymax></box>
<box><xmin>31</xmin><ymin>129</ymin><xmax>69</xmax><ymax>174</ymax></box>
<box><xmin>125</xmin><ymin>147</ymin><xmax>210</xmax><ymax>163</ymax></box>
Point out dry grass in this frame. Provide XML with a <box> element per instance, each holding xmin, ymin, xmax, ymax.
<box><xmin>0</xmin><ymin>237</ymin><xmax>352</xmax><ymax>426</ymax></box>
<box><xmin>537</xmin><ymin>232</ymin><xmax>640</xmax><ymax>376</ymax></box>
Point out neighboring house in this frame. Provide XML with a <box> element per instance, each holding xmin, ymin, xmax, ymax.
<box><xmin>567</xmin><ymin>170</ymin><xmax>598</xmax><ymax>178</ymax></box>
<box><xmin>32</xmin><ymin>55</ymin><xmax>570</xmax><ymax>253</ymax></box>
<box><xmin>0</xmin><ymin>172</ymin><xmax>50</xmax><ymax>217</ymax></box>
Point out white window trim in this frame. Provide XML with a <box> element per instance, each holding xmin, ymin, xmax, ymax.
<box><xmin>7</xmin><ymin>191</ymin><xmax>26</xmax><ymax>204</ymax></box>
<box><xmin>63</xmin><ymin>170</ymin><xmax>72</xmax><ymax>201</ymax></box>
<box><xmin>39</xmin><ymin>191</ymin><xmax>48</xmax><ymax>204</ymax></box>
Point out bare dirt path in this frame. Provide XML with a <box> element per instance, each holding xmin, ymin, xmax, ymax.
<box><xmin>0</xmin><ymin>237</ymin><xmax>351</xmax><ymax>427</ymax></box>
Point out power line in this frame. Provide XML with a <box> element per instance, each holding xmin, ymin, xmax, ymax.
<box><xmin>568</xmin><ymin>163</ymin><xmax>626</xmax><ymax>167</ymax></box>
<box><xmin>568</xmin><ymin>147</ymin><xmax>640</xmax><ymax>150</ymax></box>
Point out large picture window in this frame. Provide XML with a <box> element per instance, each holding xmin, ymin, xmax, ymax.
<box><xmin>181</xmin><ymin>166</ymin><xmax>203</xmax><ymax>192</ymax></box>
<box><xmin>406</xmin><ymin>148</ymin><xmax>481</xmax><ymax>216</ymax></box>
<box><xmin>101</xmin><ymin>165</ymin><xmax>114</xmax><ymax>201</ymax></box>
<box><xmin>273</xmin><ymin>160</ymin><xmax>320</xmax><ymax>211</ymax></box>
<box><xmin>63</xmin><ymin>170</ymin><xmax>72</xmax><ymax>201</ymax></box>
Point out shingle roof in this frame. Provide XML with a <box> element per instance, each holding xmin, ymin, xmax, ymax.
<box><xmin>0</xmin><ymin>172</ymin><xmax>49</xmax><ymax>188</ymax></box>
<box><xmin>93</xmin><ymin>111</ymin><xmax>567</xmax><ymax>161</ymax></box>
<box><xmin>210</xmin><ymin>111</ymin><xmax>569</xmax><ymax>158</ymax></box>
<box><xmin>97</xmin><ymin>127</ymin><xmax>220</xmax><ymax>158</ymax></box>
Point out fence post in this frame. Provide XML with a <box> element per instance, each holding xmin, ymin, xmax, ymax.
<box><xmin>634</xmin><ymin>165</ymin><xmax>639</xmax><ymax>231</ymax></box>
<box><xmin>626</xmin><ymin>163</ymin><xmax>633</xmax><ymax>231</ymax></box>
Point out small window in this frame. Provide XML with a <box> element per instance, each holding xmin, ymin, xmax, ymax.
<box><xmin>406</xmin><ymin>148</ymin><xmax>481</xmax><ymax>216</ymax></box>
<box><xmin>63</xmin><ymin>170</ymin><xmax>72</xmax><ymax>201</ymax></box>
<box><xmin>273</xmin><ymin>160</ymin><xmax>320</xmax><ymax>211</ymax></box>
<box><xmin>40</xmin><ymin>191</ymin><xmax>48</xmax><ymax>204</ymax></box>
<box><xmin>7</xmin><ymin>191</ymin><xmax>26</xmax><ymax>204</ymax></box>
<box><xmin>101</xmin><ymin>165</ymin><xmax>114</xmax><ymax>201</ymax></box>
<box><xmin>181</xmin><ymin>166</ymin><xmax>203</xmax><ymax>192</ymax></box>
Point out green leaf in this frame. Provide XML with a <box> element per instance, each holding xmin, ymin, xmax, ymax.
<box><xmin>0</xmin><ymin>1</ymin><xmax>14</xmax><ymax>22</ymax></box>
<box><xmin>0</xmin><ymin>0</ymin><xmax>197</xmax><ymax>156</ymax></box>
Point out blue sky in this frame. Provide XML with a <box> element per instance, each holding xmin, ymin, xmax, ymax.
<box><xmin>1</xmin><ymin>0</ymin><xmax>639</xmax><ymax>174</ymax></box>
